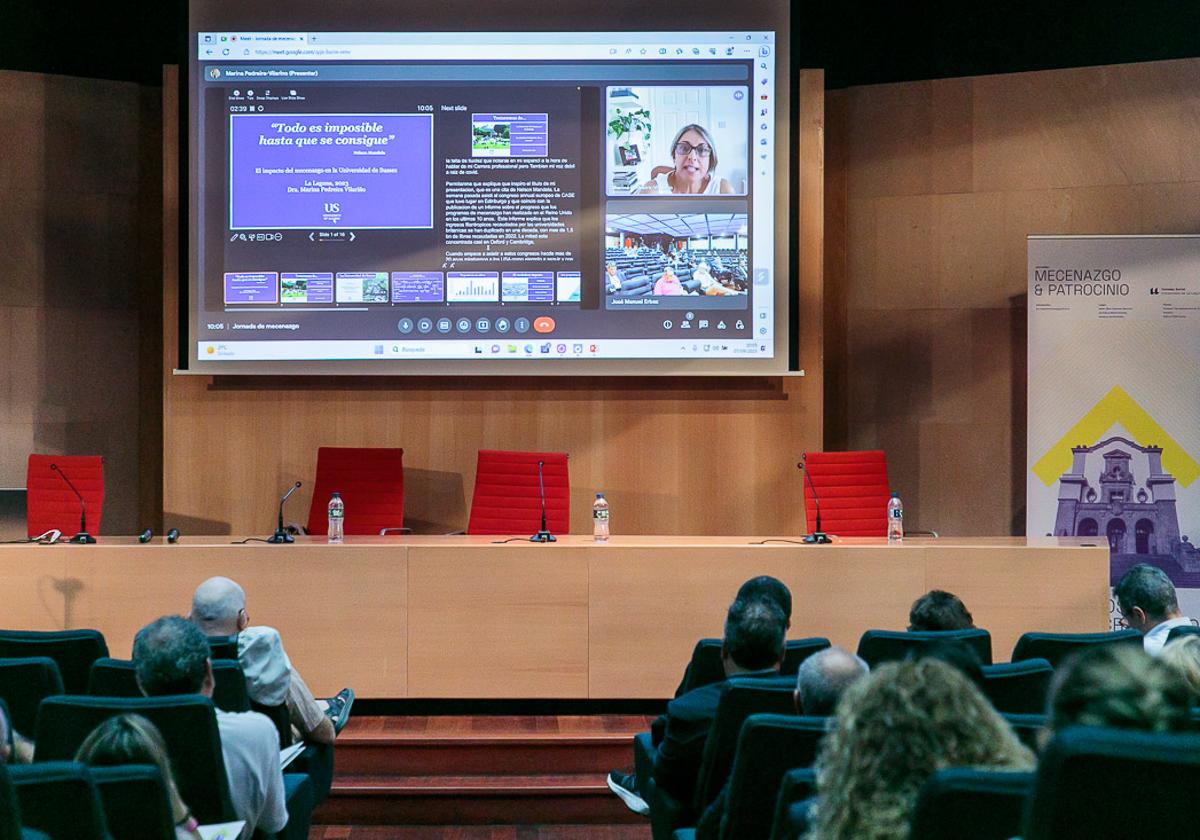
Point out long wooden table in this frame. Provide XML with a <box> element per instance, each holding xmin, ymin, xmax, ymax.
<box><xmin>0</xmin><ymin>535</ymin><xmax>1109</xmax><ymax>698</ymax></box>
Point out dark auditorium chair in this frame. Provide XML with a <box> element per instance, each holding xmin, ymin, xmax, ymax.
<box><xmin>1165</xmin><ymin>623</ymin><xmax>1200</xmax><ymax>644</ymax></box>
<box><xmin>89</xmin><ymin>764</ymin><xmax>175</xmax><ymax>840</ymax></box>
<box><xmin>675</xmin><ymin>637</ymin><xmax>832</xmax><ymax>696</ymax></box>
<box><xmin>7</xmin><ymin>761</ymin><xmax>111</xmax><ymax>840</ymax></box>
<box><xmin>0</xmin><ymin>630</ymin><xmax>108</xmax><ymax>696</ymax></box>
<box><xmin>910</xmin><ymin>768</ymin><xmax>1034</xmax><ymax>840</ymax></box>
<box><xmin>88</xmin><ymin>658</ymin><xmax>252</xmax><ymax>712</ymax></box>
<box><xmin>466</xmin><ymin>449</ymin><xmax>570</xmax><ymax>536</ymax></box>
<box><xmin>305</xmin><ymin>446</ymin><xmax>406</xmax><ymax>536</ymax></box>
<box><xmin>25</xmin><ymin>454</ymin><xmax>104</xmax><ymax>539</ymax></box>
<box><xmin>856</xmin><ymin>628</ymin><xmax>993</xmax><ymax>667</ymax></box>
<box><xmin>0</xmin><ymin>658</ymin><xmax>63</xmax><ymax>734</ymax></box>
<box><xmin>1010</xmin><ymin>629</ymin><xmax>1141</xmax><ymax>668</ymax></box>
<box><xmin>618</xmin><ymin>274</ymin><xmax>653</xmax><ymax>297</ymax></box>
<box><xmin>769</xmin><ymin>767</ymin><xmax>817</xmax><ymax>840</ymax></box>
<box><xmin>981</xmin><ymin>658</ymin><xmax>1054</xmax><ymax>715</ymax></box>
<box><xmin>34</xmin><ymin>695</ymin><xmax>237</xmax><ymax>825</ymax></box>
<box><xmin>0</xmin><ymin>758</ymin><xmax>49</xmax><ymax>840</ymax></box>
<box><xmin>1024</xmin><ymin>726</ymin><xmax>1200</xmax><ymax>839</ymax></box>
<box><xmin>1001</xmin><ymin>713</ymin><xmax>1046</xmax><ymax>752</ymax></box>
<box><xmin>650</xmin><ymin>677</ymin><xmax>797</xmax><ymax>840</ymax></box>
<box><xmin>207</xmin><ymin>634</ymin><xmax>239</xmax><ymax>661</ymax></box>
<box><xmin>706</xmin><ymin>714</ymin><xmax>828</xmax><ymax>840</ymax></box>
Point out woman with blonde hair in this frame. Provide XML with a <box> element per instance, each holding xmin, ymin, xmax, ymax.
<box><xmin>75</xmin><ymin>713</ymin><xmax>203</xmax><ymax>839</ymax></box>
<box><xmin>1160</xmin><ymin>633</ymin><xmax>1200</xmax><ymax>700</ymax></box>
<box><xmin>1048</xmin><ymin>642</ymin><xmax>1193</xmax><ymax>733</ymax></box>
<box><xmin>808</xmin><ymin>658</ymin><xmax>1033</xmax><ymax>840</ymax></box>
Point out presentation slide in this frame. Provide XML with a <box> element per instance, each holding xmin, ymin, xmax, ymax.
<box><xmin>188</xmin><ymin>30</ymin><xmax>780</xmax><ymax>367</ymax></box>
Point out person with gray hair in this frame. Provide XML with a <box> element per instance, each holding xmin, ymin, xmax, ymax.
<box><xmin>133</xmin><ymin>616</ymin><xmax>287</xmax><ymax>839</ymax></box>
<box><xmin>190</xmin><ymin>577</ymin><xmax>352</xmax><ymax>744</ymax></box>
<box><xmin>1113</xmin><ymin>563</ymin><xmax>1192</xmax><ymax>655</ymax></box>
<box><xmin>795</xmin><ymin>647</ymin><xmax>870</xmax><ymax>717</ymax></box>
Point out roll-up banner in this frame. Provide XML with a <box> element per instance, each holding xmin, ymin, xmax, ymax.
<box><xmin>1027</xmin><ymin>236</ymin><xmax>1200</xmax><ymax>627</ymax></box>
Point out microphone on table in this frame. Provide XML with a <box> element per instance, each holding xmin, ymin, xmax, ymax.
<box><xmin>797</xmin><ymin>454</ymin><xmax>832</xmax><ymax>544</ymax></box>
<box><xmin>267</xmin><ymin>482</ymin><xmax>302</xmax><ymax>544</ymax></box>
<box><xmin>529</xmin><ymin>460</ymin><xmax>556</xmax><ymax>543</ymax></box>
<box><xmin>50</xmin><ymin>462</ymin><xmax>97</xmax><ymax>544</ymax></box>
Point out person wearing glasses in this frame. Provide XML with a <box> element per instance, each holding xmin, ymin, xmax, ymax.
<box><xmin>640</xmin><ymin>124</ymin><xmax>734</xmax><ymax>195</ymax></box>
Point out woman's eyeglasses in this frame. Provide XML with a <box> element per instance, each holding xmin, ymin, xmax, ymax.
<box><xmin>674</xmin><ymin>141</ymin><xmax>712</xmax><ymax>158</ymax></box>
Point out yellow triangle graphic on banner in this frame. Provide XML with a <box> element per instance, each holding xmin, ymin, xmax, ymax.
<box><xmin>1032</xmin><ymin>386</ymin><xmax>1200</xmax><ymax>487</ymax></box>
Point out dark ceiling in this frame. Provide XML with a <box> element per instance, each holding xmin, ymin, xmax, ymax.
<box><xmin>1</xmin><ymin>1</ymin><xmax>1198</xmax><ymax>88</ymax></box>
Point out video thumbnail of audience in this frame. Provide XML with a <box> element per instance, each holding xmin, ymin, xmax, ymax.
<box><xmin>604</xmin><ymin>213</ymin><xmax>749</xmax><ymax>303</ymax></box>
<box><xmin>606</xmin><ymin>86</ymin><xmax>749</xmax><ymax>197</ymax></box>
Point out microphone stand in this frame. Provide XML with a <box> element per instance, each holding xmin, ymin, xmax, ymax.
<box><xmin>530</xmin><ymin>460</ymin><xmax>556</xmax><ymax>543</ymax></box>
<box><xmin>267</xmin><ymin>481</ymin><xmax>302</xmax><ymax>544</ymax></box>
<box><xmin>798</xmin><ymin>455</ymin><xmax>831</xmax><ymax>544</ymax></box>
<box><xmin>50</xmin><ymin>463</ymin><xmax>96</xmax><ymax>544</ymax></box>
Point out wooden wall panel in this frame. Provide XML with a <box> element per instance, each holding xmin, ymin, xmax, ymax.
<box><xmin>824</xmin><ymin>58</ymin><xmax>1200</xmax><ymax>536</ymax></box>
<box><xmin>162</xmin><ymin>72</ymin><xmax>826</xmax><ymax>538</ymax></box>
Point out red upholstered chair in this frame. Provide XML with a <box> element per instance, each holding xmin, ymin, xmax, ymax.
<box><xmin>26</xmin><ymin>454</ymin><xmax>104</xmax><ymax>538</ymax></box>
<box><xmin>467</xmin><ymin>450</ymin><xmax>570</xmax><ymax>536</ymax></box>
<box><xmin>801</xmin><ymin>450</ymin><xmax>891</xmax><ymax>538</ymax></box>
<box><xmin>304</xmin><ymin>447</ymin><xmax>405</xmax><ymax>536</ymax></box>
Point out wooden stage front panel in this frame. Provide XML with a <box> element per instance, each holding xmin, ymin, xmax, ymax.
<box><xmin>0</xmin><ymin>535</ymin><xmax>1108</xmax><ymax>698</ymax></box>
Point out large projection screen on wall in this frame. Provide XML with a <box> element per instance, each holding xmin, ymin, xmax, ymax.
<box><xmin>185</xmin><ymin>1</ymin><xmax>791</xmax><ymax>375</ymax></box>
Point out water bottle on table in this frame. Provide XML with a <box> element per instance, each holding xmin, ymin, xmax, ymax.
<box><xmin>887</xmin><ymin>492</ymin><xmax>903</xmax><ymax>542</ymax></box>
<box><xmin>593</xmin><ymin>493</ymin><xmax>610</xmax><ymax>542</ymax></box>
<box><xmin>328</xmin><ymin>492</ymin><xmax>345</xmax><ymax>544</ymax></box>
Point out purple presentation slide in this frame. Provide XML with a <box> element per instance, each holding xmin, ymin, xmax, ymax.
<box><xmin>224</xmin><ymin>272</ymin><xmax>278</xmax><ymax>304</ymax></box>
<box><xmin>229</xmin><ymin>113</ymin><xmax>434</xmax><ymax>230</ymax></box>
<box><xmin>392</xmin><ymin>272</ymin><xmax>445</xmax><ymax>303</ymax></box>
<box><xmin>502</xmin><ymin>271</ymin><xmax>555</xmax><ymax>302</ymax></box>
<box><xmin>281</xmin><ymin>272</ymin><xmax>334</xmax><ymax>304</ymax></box>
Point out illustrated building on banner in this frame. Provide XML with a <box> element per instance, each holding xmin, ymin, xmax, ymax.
<box><xmin>1053</xmin><ymin>436</ymin><xmax>1198</xmax><ymax>570</ymax></box>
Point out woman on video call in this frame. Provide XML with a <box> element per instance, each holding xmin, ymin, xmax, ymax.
<box><xmin>640</xmin><ymin>124</ymin><xmax>734</xmax><ymax>195</ymax></box>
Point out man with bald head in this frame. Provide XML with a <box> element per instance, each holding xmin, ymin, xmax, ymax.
<box><xmin>190</xmin><ymin>576</ymin><xmax>353</xmax><ymax>745</ymax></box>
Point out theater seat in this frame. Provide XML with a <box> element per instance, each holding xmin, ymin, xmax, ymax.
<box><xmin>7</xmin><ymin>762</ymin><xmax>111</xmax><ymax>840</ymax></box>
<box><xmin>856</xmin><ymin>628</ymin><xmax>993</xmax><ymax>667</ymax></box>
<box><xmin>1166</xmin><ymin>624</ymin><xmax>1200</xmax><ymax>644</ymax></box>
<box><xmin>708</xmin><ymin>714</ymin><xmax>828</xmax><ymax>840</ymax></box>
<box><xmin>1025</xmin><ymin>727</ymin><xmax>1200</xmax><ymax>839</ymax></box>
<box><xmin>89</xmin><ymin>764</ymin><xmax>175</xmax><ymax>840</ymax></box>
<box><xmin>981</xmin><ymin>659</ymin><xmax>1053</xmax><ymax>715</ymax></box>
<box><xmin>87</xmin><ymin>658</ymin><xmax>251</xmax><ymax>712</ymax></box>
<box><xmin>769</xmin><ymin>767</ymin><xmax>817</xmax><ymax>840</ymax></box>
<box><xmin>911</xmin><ymin>768</ymin><xmax>1034</xmax><ymax>840</ymax></box>
<box><xmin>675</xmin><ymin>638</ymin><xmax>831</xmax><ymax>697</ymax></box>
<box><xmin>0</xmin><ymin>630</ymin><xmax>108</xmax><ymax>696</ymax></box>
<box><xmin>0</xmin><ymin>658</ymin><xmax>63</xmax><ymax>735</ymax></box>
<box><xmin>1010</xmin><ymin>630</ymin><xmax>1141</xmax><ymax>668</ymax></box>
<box><xmin>466</xmin><ymin>450</ymin><xmax>569</xmax><ymax>536</ymax></box>
<box><xmin>1001</xmin><ymin>712</ymin><xmax>1046</xmax><ymax>752</ymax></box>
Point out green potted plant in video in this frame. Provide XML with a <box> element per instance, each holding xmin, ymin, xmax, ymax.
<box><xmin>608</xmin><ymin>106</ymin><xmax>652</xmax><ymax>169</ymax></box>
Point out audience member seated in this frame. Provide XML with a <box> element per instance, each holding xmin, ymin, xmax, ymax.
<box><xmin>1159</xmin><ymin>635</ymin><xmax>1200</xmax><ymax>700</ymax></box>
<box><xmin>189</xmin><ymin>576</ymin><xmax>353</xmax><ymax>743</ymax></box>
<box><xmin>794</xmin><ymin>647</ymin><xmax>869</xmax><ymax>717</ymax></box>
<box><xmin>1045</xmin><ymin>643</ymin><xmax>1192</xmax><ymax>739</ymax></box>
<box><xmin>1113</xmin><ymin>564</ymin><xmax>1192</xmax><ymax>655</ymax></box>
<box><xmin>604</xmin><ymin>262</ymin><xmax>625</xmax><ymax>293</ymax></box>
<box><xmin>806</xmin><ymin>659</ymin><xmax>1033</xmax><ymax>840</ymax></box>
<box><xmin>133</xmin><ymin>615</ymin><xmax>287</xmax><ymax>838</ymax></box>
<box><xmin>0</xmin><ymin>702</ymin><xmax>34</xmax><ymax>765</ymax></box>
<box><xmin>653</xmin><ymin>598</ymin><xmax>787</xmax><ymax>809</ymax></box>
<box><xmin>653</xmin><ymin>266</ymin><xmax>685</xmax><ymax>296</ymax></box>
<box><xmin>908</xmin><ymin>590</ymin><xmax>975</xmax><ymax>632</ymax></box>
<box><xmin>695</xmin><ymin>646</ymin><xmax>869</xmax><ymax>839</ymax></box>
<box><xmin>607</xmin><ymin>576</ymin><xmax>794</xmax><ymax>816</ymax></box>
<box><xmin>74</xmin><ymin>713</ymin><xmax>203</xmax><ymax>839</ymax></box>
<box><xmin>908</xmin><ymin>639</ymin><xmax>986</xmax><ymax>691</ymax></box>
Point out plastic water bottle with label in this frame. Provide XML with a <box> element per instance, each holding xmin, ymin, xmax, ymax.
<box><xmin>327</xmin><ymin>492</ymin><xmax>345</xmax><ymax>544</ymax></box>
<box><xmin>887</xmin><ymin>492</ymin><xmax>903</xmax><ymax>542</ymax></box>
<box><xmin>592</xmin><ymin>493</ymin><xmax>610</xmax><ymax>542</ymax></box>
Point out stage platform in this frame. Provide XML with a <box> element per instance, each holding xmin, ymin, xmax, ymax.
<box><xmin>1</xmin><ymin>535</ymin><xmax>1108</xmax><ymax>698</ymax></box>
